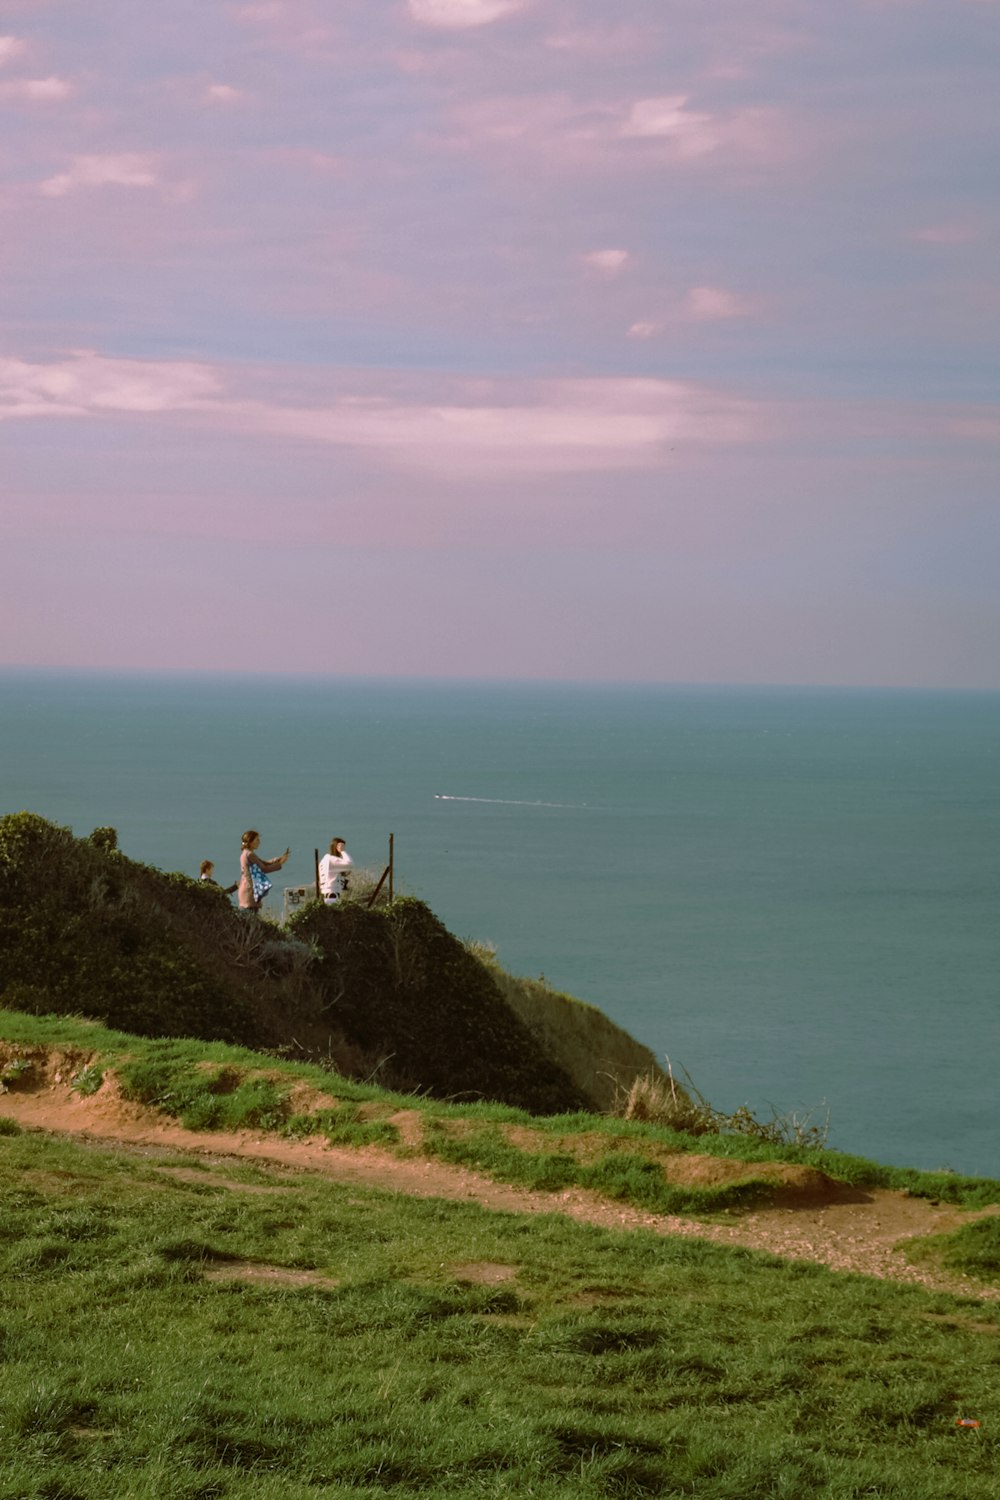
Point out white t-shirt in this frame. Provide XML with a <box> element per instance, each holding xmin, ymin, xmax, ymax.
<box><xmin>318</xmin><ymin>850</ymin><xmax>353</xmax><ymax>899</ymax></box>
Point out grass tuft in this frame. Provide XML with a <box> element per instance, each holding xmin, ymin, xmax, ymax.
<box><xmin>619</xmin><ymin>1062</ymin><xmax>830</xmax><ymax>1149</ymax></box>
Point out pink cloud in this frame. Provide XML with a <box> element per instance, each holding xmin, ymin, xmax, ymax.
<box><xmin>0</xmin><ymin>351</ymin><xmax>762</xmax><ymax>474</ymax></box>
<box><xmin>621</xmin><ymin>95</ymin><xmax>719</xmax><ymax>157</ymax></box>
<box><xmin>620</xmin><ymin>96</ymin><xmax>788</xmax><ymax>164</ymax></box>
<box><xmin>0</xmin><ymin>75</ymin><xmax>72</xmax><ymax>100</ymax></box>
<box><xmin>39</xmin><ymin>154</ymin><xmax>160</xmax><ymax>197</ymax></box>
<box><xmin>581</xmin><ymin>248</ymin><xmax>632</xmax><ymax>276</ymax></box>
<box><xmin>408</xmin><ymin>0</ymin><xmax>531</xmax><ymax>28</ymax></box>
<box><xmin>0</xmin><ymin>36</ymin><xmax>27</xmax><ymax>66</ymax></box>
<box><xmin>0</xmin><ymin>352</ymin><xmax>221</xmax><ymax>418</ymax></box>
<box><xmin>205</xmin><ymin>82</ymin><xmax>244</xmax><ymax>104</ymax></box>
<box><xmin>447</xmin><ymin>89</ymin><xmax>792</xmax><ymax>173</ymax></box>
<box><xmin>219</xmin><ymin>374</ymin><xmax>764</xmax><ymax>476</ymax></box>
<box><xmin>683</xmin><ymin>285</ymin><xmax>754</xmax><ymax>320</ymax></box>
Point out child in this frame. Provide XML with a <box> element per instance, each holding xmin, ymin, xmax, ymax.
<box><xmin>199</xmin><ymin>860</ymin><xmax>238</xmax><ymax>896</ymax></box>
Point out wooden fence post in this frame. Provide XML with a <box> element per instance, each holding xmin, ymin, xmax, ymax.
<box><xmin>314</xmin><ymin>848</ymin><xmax>320</xmax><ymax>901</ymax></box>
<box><xmin>388</xmin><ymin>833</ymin><xmax>394</xmax><ymax>903</ymax></box>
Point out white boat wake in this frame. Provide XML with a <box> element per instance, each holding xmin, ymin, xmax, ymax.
<box><xmin>434</xmin><ymin>794</ymin><xmax>588</xmax><ymax>809</ymax></box>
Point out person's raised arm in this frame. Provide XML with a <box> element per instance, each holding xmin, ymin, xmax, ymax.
<box><xmin>258</xmin><ymin>847</ymin><xmax>290</xmax><ymax>873</ymax></box>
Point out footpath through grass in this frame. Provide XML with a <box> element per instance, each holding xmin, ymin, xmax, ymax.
<box><xmin>4</xmin><ymin>1010</ymin><xmax>999</xmax><ymax>1220</ymax></box>
<box><xmin>2</xmin><ymin>1120</ymin><xmax>999</xmax><ymax>1500</ymax></box>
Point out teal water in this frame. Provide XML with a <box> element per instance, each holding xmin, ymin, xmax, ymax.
<box><xmin>1</xmin><ymin>670</ymin><xmax>998</xmax><ymax>1177</ymax></box>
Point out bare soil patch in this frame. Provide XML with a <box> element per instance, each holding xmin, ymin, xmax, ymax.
<box><xmin>153</xmin><ymin>1166</ymin><xmax>295</xmax><ymax>1195</ymax></box>
<box><xmin>448</xmin><ymin>1262</ymin><xmax>519</xmax><ymax>1284</ymax></box>
<box><xmin>201</xmin><ymin>1261</ymin><xmax>340</xmax><ymax>1289</ymax></box>
<box><xmin>1</xmin><ymin>1059</ymin><xmax>996</xmax><ymax>1302</ymax></box>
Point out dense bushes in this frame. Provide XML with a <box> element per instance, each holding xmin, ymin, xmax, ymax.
<box><xmin>0</xmin><ymin>813</ymin><xmax>586</xmax><ymax>1113</ymax></box>
<box><xmin>0</xmin><ymin>813</ymin><xmax>257</xmax><ymax>1044</ymax></box>
<box><xmin>289</xmin><ymin>899</ymin><xmax>587</xmax><ymax>1114</ymax></box>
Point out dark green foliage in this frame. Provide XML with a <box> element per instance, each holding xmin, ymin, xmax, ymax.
<box><xmin>0</xmin><ymin>813</ymin><xmax>257</xmax><ymax>1045</ymax></box>
<box><xmin>0</xmin><ymin>814</ymin><xmax>587</xmax><ymax>1113</ymax></box>
<box><xmin>87</xmin><ymin>826</ymin><xmax>119</xmax><ymax>853</ymax></box>
<box><xmin>289</xmin><ymin>898</ymin><xmax>587</xmax><ymax>1114</ymax></box>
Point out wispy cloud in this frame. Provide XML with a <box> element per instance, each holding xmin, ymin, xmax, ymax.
<box><xmin>0</xmin><ymin>351</ymin><xmax>761</xmax><ymax>474</ymax></box>
<box><xmin>619</xmin><ymin>95</ymin><xmax>786</xmax><ymax>163</ymax></box>
<box><xmin>621</xmin><ymin>95</ymin><xmax>717</xmax><ymax>155</ymax></box>
<box><xmin>2</xmin><ymin>1</ymin><xmax>998</xmax><ymax>686</ymax></box>
<box><xmin>448</xmin><ymin>89</ymin><xmax>791</xmax><ymax>173</ymax></box>
<box><xmin>0</xmin><ymin>352</ymin><xmax>221</xmax><ymax>418</ymax></box>
<box><xmin>408</xmin><ymin>0</ymin><xmax>531</xmax><ymax>29</ymax></box>
<box><xmin>205</xmin><ymin>82</ymin><xmax>244</xmax><ymax>104</ymax></box>
<box><xmin>239</xmin><ymin>379</ymin><xmax>760</xmax><ymax>474</ymax></box>
<box><xmin>0</xmin><ymin>35</ymin><xmax>27</xmax><ymax>66</ymax></box>
<box><xmin>0</xmin><ymin>75</ymin><xmax>73</xmax><ymax>101</ymax></box>
<box><xmin>581</xmin><ymin>248</ymin><xmax>632</xmax><ymax>276</ymax></box>
<box><xmin>39</xmin><ymin>154</ymin><xmax>160</xmax><ymax>197</ymax></box>
<box><xmin>683</xmin><ymin>285</ymin><xmax>754</xmax><ymax>320</ymax></box>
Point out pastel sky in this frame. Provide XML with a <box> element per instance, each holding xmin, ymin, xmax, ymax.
<box><xmin>2</xmin><ymin>0</ymin><xmax>998</xmax><ymax>686</ymax></box>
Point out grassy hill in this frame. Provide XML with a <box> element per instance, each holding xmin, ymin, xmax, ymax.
<box><xmin>4</xmin><ymin>814</ymin><xmax>999</xmax><ymax>1497</ymax></box>
<box><xmin>0</xmin><ymin>1011</ymin><xmax>998</xmax><ymax>1500</ymax></box>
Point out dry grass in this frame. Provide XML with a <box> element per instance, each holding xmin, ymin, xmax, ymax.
<box><xmin>617</xmin><ymin>1061</ymin><xmax>831</xmax><ymax>1149</ymax></box>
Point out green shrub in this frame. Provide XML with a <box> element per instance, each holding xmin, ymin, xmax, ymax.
<box><xmin>0</xmin><ymin>814</ymin><xmax>591</xmax><ymax>1115</ymax></box>
<box><xmin>70</xmin><ymin>1062</ymin><xmax>104</xmax><ymax>1096</ymax></box>
<box><xmin>0</xmin><ymin>1057</ymin><xmax>33</xmax><ymax>1087</ymax></box>
<box><xmin>289</xmin><ymin>898</ymin><xmax>587</xmax><ymax>1114</ymax></box>
<box><xmin>87</xmin><ymin>825</ymin><xmax>119</xmax><ymax>853</ymax></box>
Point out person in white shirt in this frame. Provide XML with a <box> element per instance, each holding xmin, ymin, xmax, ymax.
<box><xmin>318</xmin><ymin>836</ymin><xmax>352</xmax><ymax>905</ymax></box>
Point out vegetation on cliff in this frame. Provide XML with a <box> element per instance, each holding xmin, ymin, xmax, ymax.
<box><xmin>0</xmin><ymin>811</ymin><xmax>656</xmax><ymax>1115</ymax></box>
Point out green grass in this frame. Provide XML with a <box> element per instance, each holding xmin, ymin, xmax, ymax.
<box><xmin>907</xmin><ymin>1217</ymin><xmax>1000</xmax><ymax>1281</ymax></box>
<box><xmin>422</xmin><ymin>1121</ymin><xmax>782</xmax><ymax>1213</ymax></box>
<box><xmin>1</xmin><ymin>1124</ymin><xmax>998</xmax><ymax>1500</ymax></box>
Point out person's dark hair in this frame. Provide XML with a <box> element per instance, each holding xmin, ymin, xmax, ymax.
<box><xmin>199</xmin><ymin>859</ymin><xmax>213</xmax><ymax>876</ymax></box>
<box><xmin>329</xmin><ymin>836</ymin><xmax>345</xmax><ymax>854</ymax></box>
<box><xmin>241</xmin><ymin>829</ymin><xmax>259</xmax><ymax>849</ymax></box>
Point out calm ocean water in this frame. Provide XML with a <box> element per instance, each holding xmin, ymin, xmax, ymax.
<box><xmin>2</xmin><ymin>670</ymin><xmax>998</xmax><ymax>1177</ymax></box>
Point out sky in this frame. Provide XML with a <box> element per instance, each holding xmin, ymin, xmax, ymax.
<box><xmin>1</xmin><ymin>0</ymin><xmax>998</xmax><ymax>688</ymax></box>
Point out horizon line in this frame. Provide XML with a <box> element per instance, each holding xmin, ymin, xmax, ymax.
<box><xmin>0</xmin><ymin>664</ymin><xmax>997</xmax><ymax>697</ymax></box>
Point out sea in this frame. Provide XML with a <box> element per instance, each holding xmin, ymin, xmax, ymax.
<box><xmin>1</xmin><ymin>670</ymin><xmax>998</xmax><ymax>1178</ymax></box>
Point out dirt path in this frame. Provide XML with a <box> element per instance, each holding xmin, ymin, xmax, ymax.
<box><xmin>2</xmin><ymin>1067</ymin><xmax>997</xmax><ymax>1302</ymax></box>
